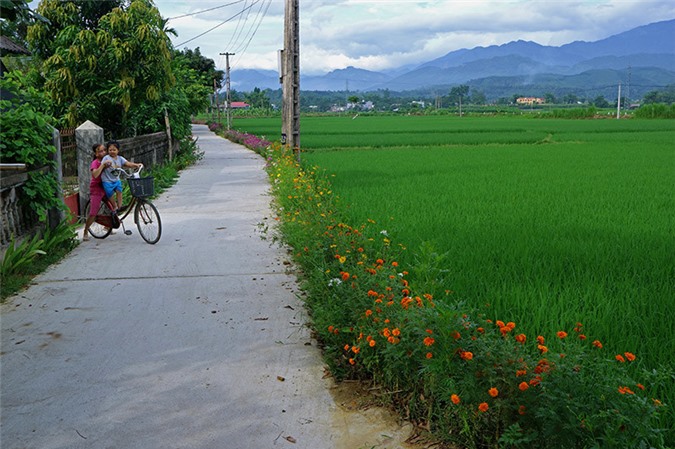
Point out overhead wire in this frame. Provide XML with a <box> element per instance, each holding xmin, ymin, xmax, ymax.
<box><xmin>174</xmin><ymin>0</ymin><xmax>262</xmax><ymax>48</ymax></box>
<box><xmin>231</xmin><ymin>0</ymin><xmax>273</xmax><ymax>68</ymax></box>
<box><xmin>166</xmin><ymin>1</ymin><xmax>246</xmax><ymax>21</ymax></box>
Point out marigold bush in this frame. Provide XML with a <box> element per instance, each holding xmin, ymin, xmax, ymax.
<box><xmin>230</xmin><ymin>133</ymin><xmax>670</xmax><ymax>449</ymax></box>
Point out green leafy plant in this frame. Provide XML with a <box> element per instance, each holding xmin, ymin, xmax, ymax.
<box><xmin>40</xmin><ymin>219</ymin><xmax>78</xmax><ymax>253</ymax></box>
<box><xmin>1</xmin><ymin>234</ymin><xmax>46</xmax><ymax>278</ymax></box>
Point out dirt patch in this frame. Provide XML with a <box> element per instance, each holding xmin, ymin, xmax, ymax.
<box><xmin>328</xmin><ymin>379</ymin><xmax>440</xmax><ymax>449</ymax></box>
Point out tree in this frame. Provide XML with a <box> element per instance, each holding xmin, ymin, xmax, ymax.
<box><xmin>562</xmin><ymin>93</ymin><xmax>579</xmax><ymax>104</ymax></box>
<box><xmin>449</xmin><ymin>84</ymin><xmax>469</xmax><ymax>116</ymax></box>
<box><xmin>544</xmin><ymin>92</ymin><xmax>556</xmax><ymax>104</ymax></box>
<box><xmin>592</xmin><ymin>95</ymin><xmax>609</xmax><ymax>108</ymax></box>
<box><xmin>0</xmin><ymin>0</ymin><xmax>48</xmax><ymax>45</ymax></box>
<box><xmin>470</xmin><ymin>90</ymin><xmax>486</xmax><ymax>105</ymax></box>
<box><xmin>27</xmin><ymin>0</ymin><xmax>175</xmax><ymax>136</ymax></box>
<box><xmin>642</xmin><ymin>85</ymin><xmax>675</xmax><ymax>105</ymax></box>
<box><xmin>176</xmin><ymin>47</ymin><xmax>224</xmax><ymax>90</ymax></box>
<box><xmin>244</xmin><ymin>87</ymin><xmax>271</xmax><ymax>110</ymax></box>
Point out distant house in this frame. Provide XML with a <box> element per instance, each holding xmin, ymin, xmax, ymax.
<box><xmin>516</xmin><ymin>97</ymin><xmax>545</xmax><ymax>105</ymax></box>
<box><xmin>217</xmin><ymin>101</ymin><xmax>250</xmax><ymax>111</ymax></box>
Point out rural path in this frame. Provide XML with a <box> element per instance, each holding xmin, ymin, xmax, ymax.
<box><xmin>0</xmin><ymin>125</ymin><xmax>414</xmax><ymax>449</ymax></box>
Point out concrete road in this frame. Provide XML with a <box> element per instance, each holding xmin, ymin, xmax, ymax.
<box><xmin>1</xmin><ymin>126</ymin><xmax>412</xmax><ymax>449</ymax></box>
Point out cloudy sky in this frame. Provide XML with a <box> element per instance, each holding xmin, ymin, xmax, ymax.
<box><xmin>32</xmin><ymin>1</ymin><xmax>675</xmax><ymax>74</ymax></box>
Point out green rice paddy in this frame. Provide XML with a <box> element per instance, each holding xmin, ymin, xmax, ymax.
<box><xmin>236</xmin><ymin>114</ymin><xmax>675</xmax><ymax>379</ymax></box>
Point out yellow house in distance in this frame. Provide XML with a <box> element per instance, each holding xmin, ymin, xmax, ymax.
<box><xmin>516</xmin><ymin>97</ymin><xmax>545</xmax><ymax>105</ymax></box>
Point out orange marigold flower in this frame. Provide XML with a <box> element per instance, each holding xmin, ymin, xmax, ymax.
<box><xmin>537</xmin><ymin>344</ymin><xmax>548</xmax><ymax>354</ymax></box>
<box><xmin>392</xmin><ymin>261</ymin><xmax>398</xmax><ymax>267</ymax></box>
<box><xmin>423</xmin><ymin>336</ymin><xmax>435</xmax><ymax>346</ymax></box>
<box><xmin>500</xmin><ymin>326</ymin><xmax>510</xmax><ymax>336</ymax></box>
<box><xmin>506</xmin><ymin>322</ymin><xmax>516</xmax><ymax>330</ymax></box>
<box><xmin>349</xmin><ymin>358</ymin><xmax>355</xmax><ymax>365</ymax></box>
<box><xmin>367</xmin><ymin>290</ymin><xmax>378</xmax><ymax>297</ymax></box>
<box><xmin>636</xmin><ymin>383</ymin><xmax>645</xmax><ymax>390</ymax></box>
<box><xmin>537</xmin><ymin>335</ymin><xmax>545</xmax><ymax>345</ymax></box>
<box><xmin>365</xmin><ymin>309</ymin><xmax>373</xmax><ymax>317</ymax></box>
<box><xmin>557</xmin><ymin>331</ymin><xmax>568</xmax><ymax>339</ymax></box>
<box><xmin>578</xmin><ymin>334</ymin><xmax>587</xmax><ymax>340</ymax></box>
<box><xmin>653</xmin><ymin>399</ymin><xmax>663</xmax><ymax>407</ymax></box>
<box><xmin>451</xmin><ymin>394</ymin><xmax>461</xmax><ymax>405</ymax></box>
<box><xmin>515</xmin><ymin>334</ymin><xmax>526</xmax><ymax>344</ymax></box>
<box><xmin>529</xmin><ymin>377</ymin><xmax>541</xmax><ymax>387</ymax></box>
<box><xmin>392</xmin><ymin>328</ymin><xmax>401</xmax><ymax>337</ymax></box>
<box><xmin>624</xmin><ymin>352</ymin><xmax>636</xmax><ymax>362</ymax></box>
<box><xmin>477</xmin><ymin>327</ymin><xmax>485</xmax><ymax>334</ymax></box>
<box><xmin>592</xmin><ymin>340</ymin><xmax>603</xmax><ymax>349</ymax></box>
<box><xmin>615</xmin><ymin>354</ymin><xmax>626</xmax><ymax>363</ymax></box>
<box><xmin>340</xmin><ymin>271</ymin><xmax>350</xmax><ymax>281</ymax></box>
<box><xmin>496</xmin><ymin>320</ymin><xmax>505</xmax><ymax>328</ymax></box>
<box><xmin>618</xmin><ymin>386</ymin><xmax>635</xmax><ymax>395</ymax></box>
<box><xmin>451</xmin><ymin>331</ymin><xmax>461</xmax><ymax>340</ymax></box>
<box><xmin>376</xmin><ymin>259</ymin><xmax>384</xmax><ymax>265</ymax></box>
<box><xmin>328</xmin><ymin>325</ymin><xmax>334</xmax><ymax>332</ymax></box>
<box><xmin>352</xmin><ymin>346</ymin><xmax>360</xmax><ymax>354</ymax></box>
<box><xmin>425</xmin><ymin>329</ymin><xmax>433</xmax><ymax>334</ymax></box>
<box><xmin>460</xmin><ymin>351</ymin><xmax>474</xmax><ymax>361</ymax></box>
<box><xmin>518</xmin><ymin>405</ymin><xmax>526</xmax><ymax>415</ymax></box>
<box><xmin>383</xmin><ymin>328</ymin><xmax>391</xmax><ymax>338</ymax></box>
<box><xmin>426</xmin><ymin>352</ymin><xmax>433</xmax><ymax>359</ymax></box>
<box><xmin>488</xmin><ymin>388</ymin><xmax>499</xmax><ymax>398</ymax></box>
<box><xmin>519</xmin><ymin>382</ymin><xmax>529</xmax><ymax>391</ymax></box>
<box><xmin>344</xmin><ymin>344</ymin><xmax>350</xmax><ymax>351</ymax></box>
<box><xmin>369</xmin><ymin>339</ymin><xmax>376</xmax><ymax>347</ymax></box>
<box><xmin>478</xmin><ymin>402</ymin><xmax>489</xmax><ymax>413</ymax></box>
<box><xmin>516</xmin><ymin>369</ymin><xmax>527</xmax><ymax>377</ymax></box>
<box><xmin>387</xmin><ymin>336</ymin><xmax>395</xmax><ymax>344</ymax></box>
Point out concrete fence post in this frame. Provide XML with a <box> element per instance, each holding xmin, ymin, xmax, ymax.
<box><xmin>75</xmin><ymin>121</ymin><xmax>104</xmax><ymax>216</ymax></box>
<box><xmin>47</xmin><ymin>126</ymin><xmax>65</xmax><ymax>228</ymax></box>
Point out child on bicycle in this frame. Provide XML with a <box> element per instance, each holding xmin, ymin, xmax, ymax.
<box><xmin>100</xmin><ymin>140</ymin><xmax>142</xmax><ymax>211</ymax></box>
<box><xmin>82</xmin><ymin>143</ymin><xmax>108</xmax><ymax>241</ymax></box>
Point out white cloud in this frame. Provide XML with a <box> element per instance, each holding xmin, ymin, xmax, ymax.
<box><xmin>33</xmin><ymin>0</ymin><xmax>675</xmax><ymax>74</ymax></box>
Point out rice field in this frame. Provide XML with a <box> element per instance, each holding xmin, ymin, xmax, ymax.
<box><xmin>235</xmin><ymin>114</ymin><xmax>675</xmax><ymax>390</ymax></box>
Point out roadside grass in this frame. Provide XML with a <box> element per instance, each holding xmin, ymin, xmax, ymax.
<box><xmin>255</xmin><ymin>139</ymin><xmax>670</xmax><ymax>449</ymax></box>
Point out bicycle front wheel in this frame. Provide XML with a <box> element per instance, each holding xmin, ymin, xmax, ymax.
<box><xmin>134</xmin><ymin>200</ymin><xmax>162</xmax><ymax>244</ymax></box>
<box><xmin>84</xmin><ymin>200</ymin><xmax>112</xmax><ymax>239</ymax></box>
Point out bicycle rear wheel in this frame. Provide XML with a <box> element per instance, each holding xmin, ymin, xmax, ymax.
<box><xmin>84</xmin><ymin>200</ymin><xmax>112</xmax><ymax>239</ymax></box>
<box><xmin>134</xmin><ymin>200</ymin><xmax>161</xmax><ymax>244</ymax></box>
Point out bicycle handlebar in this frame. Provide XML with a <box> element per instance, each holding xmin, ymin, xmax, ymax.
<box><xmin>110</xmin><ymin>164</ymin><xmax>144</xmax><ymax>179</ymax></box>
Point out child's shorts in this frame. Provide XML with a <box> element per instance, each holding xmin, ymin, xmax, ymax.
<box><xmin>103</xmin><ymin>180</ymin><xmax>123</xmax><ymax>199</ymax></box>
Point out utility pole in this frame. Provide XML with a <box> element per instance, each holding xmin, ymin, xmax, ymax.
<box><xmin>616</xmin><ymin>82</ymin><xmax>621</xmax><ymax>119</ymax></box>
<box><xmin>281</xmin><ymin>0</ymin><xmax>300</xmax><ymax>157</ymax></box>
<box><xmin>220</xmin><ymin>52</ymin><xmax>235</xmax><ymax>130</ymax></box>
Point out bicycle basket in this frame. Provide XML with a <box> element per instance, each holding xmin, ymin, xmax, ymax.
<box><xmin>127</xmin><ymin>176</ymin><xmax>154</xmax><ymax>198</ymax></box>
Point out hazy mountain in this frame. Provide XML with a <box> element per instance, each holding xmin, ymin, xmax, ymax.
<box><xmin>229</xmin><ymin>19</ymin><xmax>675</xmax><ymax>96</ymax></box>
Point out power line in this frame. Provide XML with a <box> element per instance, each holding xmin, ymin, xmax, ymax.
<box><xmin>174</xmin><ymin>1</ymin><xmax>261</xmax><ymax>48</ymax></box>
<box><xmin>166</xmin><ymin>1</ymin><xmax>246</xmax><ymax>21</ymax></box>
<box><xmin>232</xmin><ymin>0</ymin><xmax>272</xmax><ymax>61</ymax></box>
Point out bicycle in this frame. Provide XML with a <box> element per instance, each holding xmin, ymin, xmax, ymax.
<box><xmin>84</xmin><ymin>165</ymin><xmax>162</xmax><ymax>244</ymax></box>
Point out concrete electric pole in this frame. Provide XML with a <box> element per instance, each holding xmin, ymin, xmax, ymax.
<box><xmin>281</xmin><ymin>0</ymin><xmax>300</xmax><ymax>156</ymax></box>
<box><xmin>220</xmin><ymin>52</ymin><xmax>235</xmax><ymax>130</ymax></box>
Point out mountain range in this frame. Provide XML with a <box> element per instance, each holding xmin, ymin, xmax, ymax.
<box><xmin>230</xmin><ymin>19</ymin><xmax>675</xmax><ymax>100</ymax></box>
